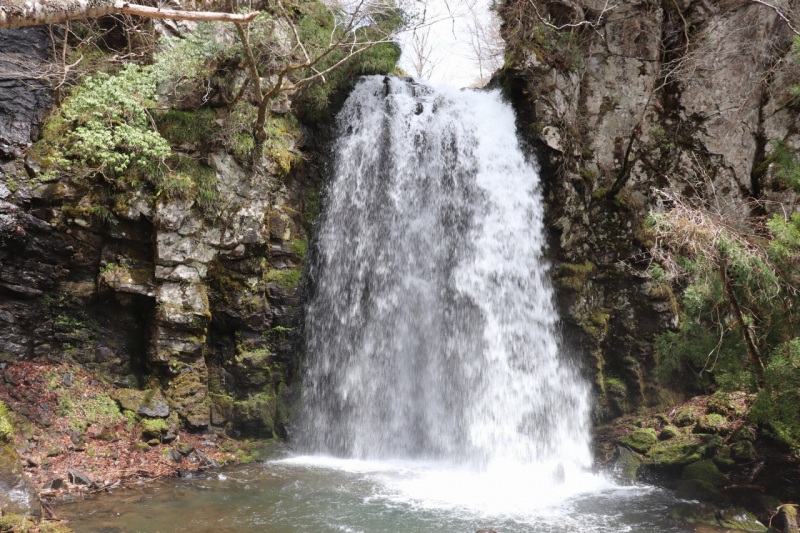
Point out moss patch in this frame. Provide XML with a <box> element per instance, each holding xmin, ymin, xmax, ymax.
<box><xmin>265</xmin><ymin>268</ymin><xmax>301</xmax><ymax>290</ymax></box>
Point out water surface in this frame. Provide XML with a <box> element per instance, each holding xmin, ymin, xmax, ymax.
<box><xmin>59</xmin><ymin>457</ymin><xmax>692</xmax><ymax>532</ymax></box>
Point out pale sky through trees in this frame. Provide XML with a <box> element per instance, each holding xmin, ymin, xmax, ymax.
<box><xmin>397</xmin><ymin>0</ymin><xmax>503</xmax><ymax>87</ymax></box>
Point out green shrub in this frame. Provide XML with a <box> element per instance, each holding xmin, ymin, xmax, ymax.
<box><xmin>750</xmin><ymin>339</ymin><xmax>800</xmax><ymax>450</ymax></box>
<box><xmin>60</xmin><ymin>64</ymin><xmax>170</xmax><ymax>178</ymax></box>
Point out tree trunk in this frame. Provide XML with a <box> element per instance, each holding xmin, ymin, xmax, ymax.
<box><xmin>0</xmin><ymin>1</ymin><xmax>258</xmax><ymax>30</ymax></box>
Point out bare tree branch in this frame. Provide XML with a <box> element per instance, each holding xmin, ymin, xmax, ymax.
<box><xmin>749</xmin><ymin>0</ymin><xmax>800</xmax><ymax>36</ymax></box>
<box><xmin>0</xmin><ymin>0</ymin><xmax>258</xmax><ymax>30</ymax></box>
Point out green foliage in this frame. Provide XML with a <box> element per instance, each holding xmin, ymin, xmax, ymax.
<box><xmin>217</xmin><ymin>101</ymin><xmax>258</xmax><ymax>163</ymax></box>
<box><xmin>159</xmin><ymin>155</ymin><xmax>220</xmax><ymax>214</ymax></box>
<box><xmin>153</xmin><ymin>23</ymin><xmax>230</xmax><ymax>87</ymax></box>
<box><xmin>289</xmin><ymin>0</ymin><xmax>402</xmax><ymax>117</ymax></box>
<box><xmin>750</xmin><ymin>339</ymin><xmax>800</xmax><ymax>450</ymax></box>
<box><xmin>290</xmin><ymin>239</ymin><xmax>308</xmax><ymax>260</ymax></box>
<box><xmin>768</xmin><ymin>140</ymin><xmax>800</xmax><ymax>191</ymax></box>
<box><xmin>649</xmin><ymin>125</ymin><xmax>675</xmax><ymax>151</ymax></box>
<box><xmin>155</xmin><ymin>109</ymin><xmax>217</xmax><ymax>146</ymax></box>
<box><xmin>653</xmin><ymin>204</ymin><xmax>800</xmax><ymax>447</ymax></box>
<box><xmin>60</xmin><ymin>64</ymin><xmax>170</xmax><ymax>178</ymax></box>
<box><xmin>790</xmin><ymin>36</ymin><xmax>800</xmax><ymax>105</ymax></box>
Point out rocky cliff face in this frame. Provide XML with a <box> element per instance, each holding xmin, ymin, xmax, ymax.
<box><xmin>0</xmin><ymin>25</ymin><xmax>320</xmax><ymax>438</ymax></box>
<box><xmin>500</xmin><ymin>0</ymin><xmax>800</xmax><ymax>419</ymax></box>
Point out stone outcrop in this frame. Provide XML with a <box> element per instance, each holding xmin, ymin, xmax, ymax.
<box><xmin>500</xmin><ymin>0</ymin><xmax>800</xmax><ymax>418</ymax></box>
<box><xmin>0</xmin><ymin>22</ymin><xmax>317</xmax><ymax>437</ymax></box>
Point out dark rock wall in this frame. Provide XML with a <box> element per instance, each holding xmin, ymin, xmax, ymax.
<box><xmin>0</xmin><ymin>25</ymin><xmax>317</xmax><ymax>437</ymax></box>
<box><xmin>499</xmin><ymin>0</ymin><xmax>800</xmax><ymax>419</ymax></box>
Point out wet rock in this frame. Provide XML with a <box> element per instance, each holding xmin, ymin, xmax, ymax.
<box><xmin>177</xmin><ymin>443</ymin><xmax>195</xmax><ymax>456</ymax></box>
<box><xmin>716</xmin><ymin>508</ymin><xmax>768</xmax><ymax>532</ymax></box>
<box><xmin>671</xmin><ymin>502</ymin><xmax>766</xmax><ymax>532</ymax></box>
<box><xmin>775</xmin><ymin>504</ymin><xmax>799</xmax><ymax>533</ymax></box>
<box><xmin>67</xmin><ymin>470</ymin><xmax>92</xmax><ymax>486</ymax></box>
<box><xmin>42</xmin><ymin>478</ymin><xmax>63</xmax><ymax>490</ymax></box>
<box><xmin>0</xmin><ymin>442</ymin><xmax>40</xmax><ymax>517</ymax></box>
<box><xmin>0</xmin><ymin>28</ymin><xmax>53</xmax><ymax>147</ymax></box>
<box><xmin>165</xmin><ymin>448</ymin><xmax>183</xmax><ymax>463</ymax></box>
<box><xmin>612</xmin><ymin>446</ymin><xmax>641</xmax><ymax>485</ymax></box>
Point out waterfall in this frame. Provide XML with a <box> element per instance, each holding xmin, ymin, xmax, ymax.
<box><xmin>299</xmin><ymin>76</ymin><xmax>592</xmax><ymax>473</ymax></box>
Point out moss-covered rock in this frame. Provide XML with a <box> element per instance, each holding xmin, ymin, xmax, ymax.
<box><xmin>646</xmin><ymin>434</ymin><xmax>704</xmax><ymax>467</ymax></box>
<box><xmin>693</xmin><ymin>413</ymin><xmax>729</xmax><ymax>435</ymax></box>
<box><xmin>671</xmin><ymin>503</ymin><xmax>766</xmax><ymax>532</ymax></box>
<box><xmin>730</xmin><ymin>440</ymin><xmax>756</xmax><ymax>461</ymax></box>
<box><xmin>658</xmin><ymin>425</ymin><xmax>681</xmax><ymax>440</ymax></box>
<box><xmin>619</xmin><ymin>428</ymin><xmax>658</xmax><ymax>453</ymax></box>
<box><xmin>681</xmin><ymin>460</ymin><xmax>728</xmax><ymax>488</ymax></box>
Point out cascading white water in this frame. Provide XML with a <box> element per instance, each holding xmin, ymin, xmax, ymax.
<box><xmin>300</xmin><ymin>76</ymin><xmax>593</xmax><ymax>477</ymax></box>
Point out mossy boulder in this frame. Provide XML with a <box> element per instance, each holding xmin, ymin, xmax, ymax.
<box><xmin>619</xmin><ymin>428</ymin><xmax>658</xmax><ymax>453</ymax></box>
<box><xmin>730</xmin><ymin>440</ymin><xmax>756</xmax><ymax>461</ymax></box>
<box><xmin>682</xmin><ymin>460</ymin><xmax>728</xmax><ymax>488</ymax></box>
<box><xmin>671</xmin><ymin>503</ymin><xmax>766</xmax><ymax>531</ymax></box>
<box><xmin>110</xmin><ymin>388</ymin><xmax>170</xmax><ymax>418</ymax></box>
<box><xmin>712</xmin><ymin>445</ymin><xmax>736</xmax><ymax>469</ymax></box>
<box><xmin>715</xmin><ymin>508</ymin><xmax>768</xmax><ymax>532</ymax></box>
<box><xmin>646</xmin><ymin>434</ymin><xmax>704</xmax><ymax>467</ymax></box>
<box><xmin>674</xmin><ymin>405</ymin><xmax>701</xmax><ymax>427</ymax></box>
<box><xmin>693</xmin><ymin>413</ymin><xmax>729</xmax><ymax>435</ymax></box>
<box><xmin>658</xmin><ymin>425</ymin><xmax>681</xmax><ymax>440</ymax></box>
